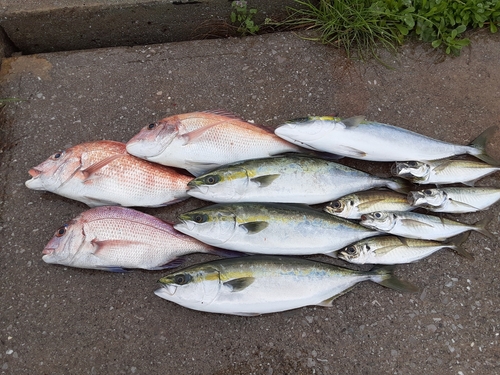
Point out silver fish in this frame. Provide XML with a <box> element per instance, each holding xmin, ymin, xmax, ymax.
<box><xmin>187</xmin><ymin>155</ymin><xmax>409</xmax><ymax>204</ymax></box>
<box><xmin>324</xmin><ymin>190</ymin><xmax>414</xmax><ymax>219</ymax></box>
<box><xmin>408</xmin><ymin>187</ymin><xmax>500</xmax><ymax>213</ymax></box>
<box><xmin>174</xmin><ymin>203</ymin><xmax>381</xmax><ymax>256</ymax></box>
<box><xmin>275</xmin><ymin>116</ymin><xmax>498</xmax><ymax>164</ymax></box>
<box><xmin>155</xmin><ymin>255</ymin><xmax>417</xmax><ymax>316</ymax></box>
<box><xmin>125</xmin><ymin>111</ymin><xmax>302</xmax><ymax>176</ymax></box>
<box><xmin>359</xmin><ymin>211</ymin><xmax>494</xmax><ymax>241</ymax></box>
<box><xmin>392</xmin><ymin>159</ymin><xmax>500</xmax><ymax>186</ymax></box>
<box><xmin>338</xmin><ymin>233</ymin><xmax>472</xmax><ymax>265</ymax></box>
<box><xmin>42</xmin><ymin>206</ymin><xmax>236</xmax><ymax>271</ymax></box>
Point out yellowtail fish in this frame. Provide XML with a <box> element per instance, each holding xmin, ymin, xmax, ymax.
<box><xmin>174</xmin><ymin>203</ymin><xmax>381</xmax><ymax>256</ymax></box>
<box><xmin>360</xmin><ymin>211</ymin><xmax>494</xmax><ymax>241</ymax></box>
<box><xmin>155</xmin><ymin>255</ymin><xmax>417</xmax><ymax>316</ymax></box>
<box><xmin>187</xmin><ymin>155</ymin><xmax>409</xmax><ymax>204</ymax></box>
<box><xmin>25</xmin><ymin>140</ymin><xmax>191</xmax><ymax>207</ymax></box>
<box><xmin>42</xmin><ymin>206</ymin><xmax>238</xmax><ymax>271</ymax></box>
<box><xmin>408</xmin><ymin>187</ymin><xmax>500</xmax><ymax>213</ymax></box>
<box><xmin>392</xmin><ymin>159</ymin><xmax>500</xmax><ymax>186</ymax></box>
<box><xmin>324</xmin><ymin>190</ymin><xmax>414</xmax><ymax>219</ymax></box>
<box><xmin>275</xmin><ymin>116</ymin><xmax>498</xmax><ymax>164</ymax></box>
<box><xmin>125</xmin><ymin>110</ymin><xmax>302</xmax><ymax>176</ymax></box>
<box><xmin>339</xmin><ymin>232</ymin><xmax>472</xmax><ymax>265</ymax></box>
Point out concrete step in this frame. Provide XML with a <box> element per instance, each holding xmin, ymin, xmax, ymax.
<box><xmin>0</xmin><ymin>0</ymin><xmax>296</xmax><ymax>55</ymax></box>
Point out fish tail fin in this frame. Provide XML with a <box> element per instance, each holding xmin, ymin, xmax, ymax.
<box><xmin>468</xmin><ymin>125</ymin><xmax>499</xmax><ymax>166</ymax></box>
<box><xmin>369</xmin><ymin>265</ymin><xmax>419</xmax><ymax>292</ymax></box>
<box><xmin>444</xmin><ymin>232</ymin><xmax>474</xmax><ymax>260</ymax></box>
<box><xmin>473</xmin><ymin>214</ymin><xmax>495</xmax><ymax>240</ymax></box>
<box><xmin>385</xmin><ymin>177</ymin><xmax>412</xmax><ymax>194</ymax></box>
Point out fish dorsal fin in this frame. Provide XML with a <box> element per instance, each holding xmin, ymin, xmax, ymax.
<box><xmin>250</xmin><ymin>174</ymin><xmax>280</xmax><ymax>187</ymax></box>
<box><xmin>223</xmin><ymin>277</ymin><xmax>255</xmax><ymax>292</ymax></box>
<box><xmin>399</xmin><ymin>218</ymin><xmax>435</xmax><ymax>228</ymax></box>
<box><xmin>81</xmin><ymin>154</ymin><xmax>126</xmax><ymax>178</ymax></box>
<box><xmin>201</xmin><ymin>109</ymin><xmax>247</xmax><ymax>121</ymax></box>
<box><xmin>342</xmin><ymin>116</ymin><xmax>366</xmax><ymax>128</ymax></box>
<box><xmin>201</xmin><ymin>110</ymin><xmax>274</xmax><ymax>132</ymax></box>
<box><xmin>239</xmin><ymin>221</ymin><xmax>269</xmax><ymax>234</ymax></box>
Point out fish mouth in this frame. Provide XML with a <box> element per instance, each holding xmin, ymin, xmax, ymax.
<box><xmin>42</xmin><ymin>247</ymin><xmax>55</xmax><ymax>255</ymax></box>
<box><xmin>154</xmin><ymin>284</ymin><xmax>177</xmax><ymax>297</ymax></box>
<box><xmin>187</xmin><ymin>184</ymin><xmax>209</xmax><ymax>195</ymax></box>
<box><xmin>28</xmin><ymin>168</ymin><xmax>41</xmax><ymax>178</ymax></box>
<box><xmin>174</xmin><ymin>220</ymin><xmax>195</xmax><ymax>233</ymax></box>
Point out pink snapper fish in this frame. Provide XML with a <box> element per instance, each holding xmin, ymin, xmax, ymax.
<box><xmin>25</xmin><ymin>140</ymin><xmax>192</xmax><ymax>207</ymax></box>
<box><xmin>42</xmin><ymin>206</ymin><xmax>239</xmax><ymax>271</ymax></box>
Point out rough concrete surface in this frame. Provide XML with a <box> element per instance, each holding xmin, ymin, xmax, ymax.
<box><xmin>0</xmin><ymin>31</ymin><xmax>499</xmax><ymax>374</ymax></box>
<box><xmin>0</xmin><ymin>0</ymin><xmax>296</xmax><ymax>54</ymax></box>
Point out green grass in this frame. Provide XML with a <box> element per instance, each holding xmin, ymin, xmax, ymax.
<box><xmin>279</xmin><ymin>0</ymin><xmax>500</xmax><ymax>59</ymax></box>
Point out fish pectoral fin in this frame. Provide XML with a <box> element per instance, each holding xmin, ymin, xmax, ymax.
<box><xmin>431</xmin><ymin>160</ymin><xmax>455</xmax><ymax>174</ymax></box>
<box><xmin>342</xmin><ymin>116</ymin><xmax>365</xmax><ymax>128</ymax></box>
<box><xmin>181</xmin><ymin>121</ymin><xmax>225</xmax><ymax>144</ymax></box>
<box><xmin>90</xmin><ymin>239</ymin><xmax>141</xmax><ymax>255</ymax></box>
<box><xmin>373</xmin><ymin>244</ymin><xmax>404</xmax><ymax>255</ymax></box>
<box><xmin>356</xmin><ymin>198</ymin><xmax>387</xmax><ymax>211</ymax></box>
<box><xmin>82</xmin><ymin>196</ymin><xmax>121</xmax><ymax>207</ymax></box>
<box><xmin>336</xmin><ymin>145</ymin><xmax>367</xmax><ymax>158</ymax></box>
<box><xmin>448</xmin><ymin>199</ymin><xmax>482</xmax><ymax>211</ymax></box>
<box><xmin>239</xmin><ymin>221</ymin><xmax>269</xmax><ymax>234</ymax></box>
<box><xmin>399</xmin><ymin>218</ymin><xmax>435</xmax><ymax>228</ymax></box>
<box><xmin>223</xmin><ymin>277</ymin><xmax>255</xmax><ymax>292</ymax></box>
<box><xmin>81</xmin><ymin>154</ymin><xmax>125</xmax><ymax>179</ymax></box>
<box><xmin>250</xmin><ymin>174</ymin><xmax>280</xmax><ymax>187</ymax></box>
<box><xmin>317</xmin><ymin>286</ymin><xmax>356</xmax><ymax>307</ymax></box>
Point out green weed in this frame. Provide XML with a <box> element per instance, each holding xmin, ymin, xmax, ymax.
<box><xmin>230</xmin><ymin>1</ymin><xmax>260</xmax><ymax>36</ymax></box>
<box><xmin>283</xmin><ymin>0</ymin><xmax>500</xmax><ymax>58</ymax></box>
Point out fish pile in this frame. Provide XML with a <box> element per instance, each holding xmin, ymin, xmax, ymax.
<box><xmin>26</xmin><ymin>111</ymin><xmax>499</xmax><ymax>316</ymax></box>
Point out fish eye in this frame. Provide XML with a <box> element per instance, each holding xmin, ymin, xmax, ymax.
<box><xmin>345</xmin><ymin>246</ymin><xmax>356</xmax><ymax>255</ymax></box>
<box><xmin>374</xmin><ymin>212</ymin><xmax>382</xmax><ymax>219</ymax></box>
<box><xmin>52</xmin><ymin>151</ymin><xmax>63</xmax><ymax>159</ymax></box>
<box><xmin>193</xmin><ymin>214</ymin><xmax>208</xmax><ymax>224</ymax></box>
<box><xmin>174</xmin><ymin>274</ymin><xmax>192</xmax><ymax>285</ymax></box>
<box><xmin>148</xmin><ymin>123</ymin><xmax>156</xmax><ymax>130</ymax></box>
<box><xmin>408</xmin><ymin>161</ymin><xmax>418</xmax><ymax>167</ymax></box>
<box><xmin>204</xmin><ymin>175</ymin><xmax>220</xmax><ymax>185</ymax></box>
<box><xmin>331</xmin><ymin>201</ymin><xmax>342</xmax><ymax>209</ymax></box>
<box><xmin>55</xmin><ymin>224</ymin><xmax>68</xmax><ymax>237</ymax></box>
<box><xmin>424</xmin><ymin>189</ymin><xmax>433</xmax><ymax>195</ymax></box>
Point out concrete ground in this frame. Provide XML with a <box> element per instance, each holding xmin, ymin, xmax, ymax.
<box><xmin>1</xmin><ymin>26</ymin><xmax>500</xmax><ymax>375</ymax></box>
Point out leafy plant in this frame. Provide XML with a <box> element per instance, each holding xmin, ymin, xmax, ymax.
<box><xmin>283</xmin><ymin>0</ymin><xmax>500</xmax><ymax>58</ymax></box>
<box><xmin>230</xmin><ymin>1</ymin><xmax>260</xmax><ymax>36</ymax></box>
